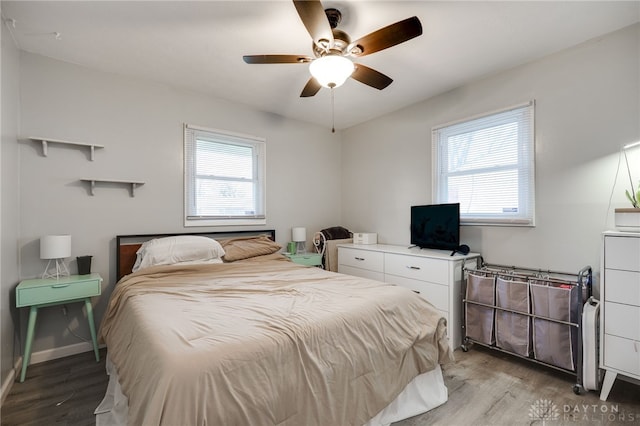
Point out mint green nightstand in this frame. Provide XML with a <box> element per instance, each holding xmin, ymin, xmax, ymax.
<box><xmin>285</xmin><ymin>252</ymin><xmax>323</xmax><ymax>267</ymax></box>
<box><xmin>16</xmin><ymin>273</ymin><xmax>102</xmax><ymax>382</ymax></box>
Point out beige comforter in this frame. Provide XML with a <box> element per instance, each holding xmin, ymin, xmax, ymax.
<box><xmin>100</xmin><ymin>254</ymin><xmax>453</xmax><ymax>426</ymax></box>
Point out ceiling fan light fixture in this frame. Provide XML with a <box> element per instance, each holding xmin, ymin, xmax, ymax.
<box><xmin>309</xmin><ymin>55</ymin><xmax>354</xmax><ymax>88</ymax></box>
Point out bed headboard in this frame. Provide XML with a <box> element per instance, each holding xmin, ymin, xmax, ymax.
<box><xmin>115</xmin><ymin>230</ymin><xmax>276</xmax><ymax>281</ymax></box>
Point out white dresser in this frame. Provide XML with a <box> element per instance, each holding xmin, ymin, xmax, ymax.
<box><xmin>600</xmin><ymin>231</ymin><xmax>640</xmax><ymax>401</ymax></box>
<box><xmin>338</xmin><ymin>244</ymin><xmax>480</xmax><ymax>350</ymax></box>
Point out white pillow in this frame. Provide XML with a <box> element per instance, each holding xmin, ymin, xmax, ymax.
<box><xmin>132</xmin><ymin>236</ymin><xmax>226</xmax><ymax>272</ymax></box>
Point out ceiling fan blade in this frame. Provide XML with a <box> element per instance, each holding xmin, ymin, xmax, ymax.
<box><xmin>351</xmin><ymin>64</ymin><xmax>393</xmax><ymax>90</ymax></box>
<box><xmin>348</xmin><ymin>16</ymin><xmax>422</xmax><ymax>57</ymax></box>
<box><xmin>243</xmin><ymin>55</ymin><xmax>312</xmax><ymax>64</ymax></box>
<box><xmin>300</xmin><ymin>77</ymin><xmax>322</xmax><ymax>97</ymax></box>
<box><xmin>293</xmin><ymin>0</ymin><xmax>334</xmax><ymax>48</ymax></box>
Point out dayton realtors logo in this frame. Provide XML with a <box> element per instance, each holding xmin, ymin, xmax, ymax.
<box><xmin>529</xmin><ymin>399</ymin><xmax>561</xmax><ymax>424</ymax></box>
<box><xmin>529</xmin><ymin>399</ymin><xmax>637</xmax><ymax>423</ymax></box>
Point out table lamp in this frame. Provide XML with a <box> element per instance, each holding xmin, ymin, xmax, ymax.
<box><xmin>40</xmin><ymin>235</ymin><xmax>71</xmax><ymax>279</ymax></box>
<box><xmin>292</xmin><ymin>227</ymin><xmax>307</xmax><ymax>254</ymax></box>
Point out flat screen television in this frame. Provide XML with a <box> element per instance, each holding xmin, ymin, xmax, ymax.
<box><xmin>410</xmin><ymin>203</ymin><xmax>460</xmax><ymax>251</ymax></box>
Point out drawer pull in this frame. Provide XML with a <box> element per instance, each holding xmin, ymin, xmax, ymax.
<box><xmin>52</xmin><ymin>283</ymin><xmax>70</xmax><ymax>288</ymax></box>
<box><xmin>412</xmin><ymin>290</ymin><xmax>421</xmax><ymax>294</ymax></box>
<box><xmin>407</xmin><ymin>266</ymin><xmax>421</xmax><ymax>270</ymax></box>
<box><xmin>355</xmin><ymin>257</ymin><xmax>365</xmax><ymax>261</ymax></box>
<box><xmin>635</xmin><ymin>342</ymin><xmax>639</xmax><ymax>353</ymax></box>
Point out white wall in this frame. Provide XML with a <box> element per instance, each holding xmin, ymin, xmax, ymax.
<box><xmin>342</xmin><ymin>24</ymin><xmax>640</xmax><ymax>290</ymax></box>
<box><xmin>17</xmin><ymin>52</ymin><xmax>343</xmax><ymax>355</ymax></box>
<box><xmin>1</xmin><ymin>13</ymin><xmax>22</xmax><ymax>399</ymax></box>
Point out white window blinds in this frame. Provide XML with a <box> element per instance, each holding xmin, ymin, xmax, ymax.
<box><xmin>184</xmin><ymin>124</ymin><xmax>266</xmax><ymax>226</ymax></box>
<box><xmin>432</xmin><ymin>102</ymin><xmax>535</xmax><ymax>226</ymax></box>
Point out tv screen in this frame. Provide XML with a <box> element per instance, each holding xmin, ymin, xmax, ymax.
<box><xmin>410</xmin><ymin>203</ymin><xmax>460</xmax><ymax>250</ymax></box>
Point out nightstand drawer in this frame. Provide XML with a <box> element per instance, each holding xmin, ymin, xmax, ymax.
<box><xmin>16</xmin><ymin>274</ymin><xmax>102</xmax><ymax>307</ymax></box>
<box><xmin>286</xmin><ymin>253</ymin><xmax>323</xmax><ymax>267</ymax></box>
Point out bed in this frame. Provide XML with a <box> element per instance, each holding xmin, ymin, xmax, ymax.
<box><xmin>95</xmin><ymin>230</ymin><xmax>453</xmax><ymax>426</ymax></box>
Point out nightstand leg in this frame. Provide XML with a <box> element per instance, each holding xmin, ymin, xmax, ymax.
<box><xmin>84</xmin><ymin>298</ymin><xmax>100</xmax><ymax>362</ymax></box>
<box><xmin>20</xmin><ymin>306</ymin><xmax>38</xmax><ymax>382</ymax></box>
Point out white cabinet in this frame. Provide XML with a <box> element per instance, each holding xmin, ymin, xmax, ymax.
<box><xmin>600</xmin><ymin>231</ymin><xmax>640</xmax><ymax>401</ymax></box>
<box><xmin>338</xmin><ymin>244</ymin><xmax>480</xmax><ymax>350</ymax></box>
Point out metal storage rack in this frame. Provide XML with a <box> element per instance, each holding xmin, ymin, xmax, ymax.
<box><xmin>461</xmin><ymin>260</ymin><xmax>592</xmax><ymax>394</ymax></box>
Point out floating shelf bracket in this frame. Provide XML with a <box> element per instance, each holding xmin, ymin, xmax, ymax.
<box><xmin>28</xmin><ymin>137</ymin><xmax>105</xmax><ymax>161</ymax></box>
<box><xmin>81</xmin><ymin>179</ymin><xmax>145</xmax><ymax>197</ymax></box>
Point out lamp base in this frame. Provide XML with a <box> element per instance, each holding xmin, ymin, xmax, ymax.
<box><xmin>42</xmin><ymin>259</ymin><xmax>70</xmax><ymax>279</ymax></box>
<box><xmin>295</xmin><ymin>241</ymin><xmax>307</xmax><ymax>255</ymax></box>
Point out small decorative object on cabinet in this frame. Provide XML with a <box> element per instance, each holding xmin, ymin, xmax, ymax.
<box><xmin>615</xmin><ymin>140</ymin><xmax>640</xmax><ymax>231</ymax></box>
<box><xmin>337</xmin><ymin>243</ymin><xmax>481</xmax><ymax>350</ymax></box>
<box><xmin>15</xmin><ymin>273</ymin><xmax>102</xmax><ymax>382</ymax></box>
<box><xmin>28</xmin><ymin>136</ymin><xmax>104</xmax><ymax>161</ymax></box>
<box><xmin>284</xmin><ymin>252</ymin><xmax>323</xmax><ymax>267</ymax></box>
<box><xmin>614</xmin><ymin>208</ymin><xmax>640</xmax><ymax>232</ymax></box>
<box><xmin>600</xmin><ymin>231</ymin><xmax>640</xmax><ymax>401</ymax></box>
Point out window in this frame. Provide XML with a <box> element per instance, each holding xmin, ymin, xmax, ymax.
<box><xmin>432</xmin><ymin>102</ymin><xmax>535</xmax><ymax>226</ymax></box>
<box><xmin>184</xmin><ymin>124</ymin><xmax>266</xmax><ymax>227</ymax></box>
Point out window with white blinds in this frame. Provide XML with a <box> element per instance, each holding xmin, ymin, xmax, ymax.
<box><xmin>184</xmin><ymin>124</ymin><xmax>266</xmax><ymax>227</ymax></box>
<box><xmin>432</xmin><ymin>102</ymin><xmax>535</xmax><ymax>226</ymax></box>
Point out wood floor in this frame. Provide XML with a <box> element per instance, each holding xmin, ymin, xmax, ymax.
<box><xmin>2</xmin><ymin>345</ymin><xmax>639</xmax><ymax>425</ymax></box>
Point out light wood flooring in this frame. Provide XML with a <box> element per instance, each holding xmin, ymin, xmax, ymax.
<box><xmin>2</xmin><ymin>345</ymin><xmax>639</xmax><ymax>425</ymax></box>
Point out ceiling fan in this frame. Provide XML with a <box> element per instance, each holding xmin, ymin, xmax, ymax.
<box><xmin>242</xmin><ymin>0</ymin><xmax>423</xmax><ymax>98</ymax></box>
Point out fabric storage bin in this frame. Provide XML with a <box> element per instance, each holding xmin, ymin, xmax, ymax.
<box><xmin>495</xmin><ymin>276</ymin><xmax>531</xmax><ymax>357</ymax></box>
<box><xmin>465</xmin><ymin>273</ymin><xmax>496</xmax><ymax>345</ymax></box>
<box><xmin>530</xmin><ymin>281</ymin><xmax>580</xmax><ymax>371</ymax></box>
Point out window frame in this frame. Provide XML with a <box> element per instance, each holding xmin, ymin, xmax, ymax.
<box><xmin>184</xmin><ymin>124</ymin><xmax>266</xmax><ymax>227</ymax></box>
<box><xmin>432</xmin><ymin>101</ymin><xmax>535</xmax><ymax>227</ymax></box>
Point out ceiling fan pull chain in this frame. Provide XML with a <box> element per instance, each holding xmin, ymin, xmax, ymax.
<box><xmin>331</xmin><ymin>86</ymin><xmax>335</xmax><ymax>133</ymax></box>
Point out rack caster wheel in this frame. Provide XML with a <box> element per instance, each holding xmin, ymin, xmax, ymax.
<box><xmin>461</xmin><ymin>344</ymin><xmax>469</xmax><ymax>352</ymax></box>
<box><xmin>573</xmin><ymin>384</ymin><xmax>582</xmax><ymax>395</ymax></box>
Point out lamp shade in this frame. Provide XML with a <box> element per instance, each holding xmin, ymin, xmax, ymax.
<box><xmin>292</xmin><ymin>227</ymin><xmax>306</xmax><ymax>242</ymax></box>
<box><xmin>40</xmin><ymin>235</ymin><xmax>71</xmax><ymax>260</ymax></box>
<box><xmin>309</xmin><ymin>55</ymin><xmax>354</xmax><ymax>88</ymax></box>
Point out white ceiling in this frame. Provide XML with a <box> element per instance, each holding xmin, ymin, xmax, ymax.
<box><xmin>2</xmin><ymin>1</ymin><xmax>639</xmax><ymax>130</ymax></box>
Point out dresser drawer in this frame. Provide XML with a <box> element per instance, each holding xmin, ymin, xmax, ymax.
<box><xmin>338</xmin><ymin>247</ymin><xmax>384</xmax><ymax>272</ymax></box>
<box><xmin>385</xmin><ymin>274</ymin><xmax>449</xmax><ymax>312</ymax></box>
<box><xmin>16</xmin><ymin>276</ymin><xmax>102</xmax><ymax>307</ymax></box>
<box><xmin>603</xmin><ymin>334</ymin><xmax>640</xmax><ymax>377</ymax></box>
<box><xmin>337</xmin><ymin>265</ymin><xmax>384</xmax><ymax>282</ymax></box>
<box><xmin>605</xmin><ymin>235</ymin><xmax>640</xmax><ymax>272</ymax></box>
<box><xmin>384</xmin><ymin>253</ymin><xmax>448</xmax><ymax>285</ymax></box>
<box><xmin>604</xmin><ymin>301</ymin><xmax>640</xmax><ymax>341</ymax></box>
<box><xmin>605</xmin><ymin>269</ymin><xmax>640</xmax><ymax>306</ymax></box>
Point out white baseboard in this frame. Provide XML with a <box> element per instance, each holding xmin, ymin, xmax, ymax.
<box><xmin>29</xmin><ymin>341</ymin><xmax>98</xmax><ymax>364</ymax></box>
<box><xmin>1</xmin><ymin>342</ymin><xmax>105</xmax><ymax>403</ymax></box>
<box><xmin>1</xmin><ymin>358</ymin><xmax>22</xmax><ymax>405</ymax></box>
